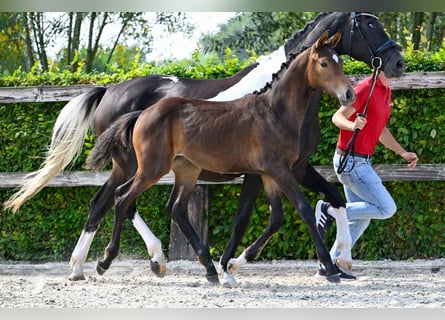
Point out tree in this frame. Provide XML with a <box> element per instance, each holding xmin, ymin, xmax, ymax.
<box><xmin>0</xmin><ymin>13</ymin><xmax>28</xmax><ymax>74</ymax></box>
<box><xmin>412</xmin><ymin>12</ymin><xmax>425</xmax><ymax>50</ymax></box>
<box><xmin>0</xmin><ymin>12</ymin><xmax>195</xmax><ymax>75</ymax></box>
<box><xmin>200</xmin><ymin>12</ymin><xmax>318</xmax><ymax>59</ymax></box>
<box><xmin>378</xmin><ymin>12</ymin><xmax>445</xmax><ymax>52</ymax></box>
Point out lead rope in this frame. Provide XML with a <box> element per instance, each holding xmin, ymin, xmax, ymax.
<box><xmin>337</xmin><ymin>57</ymin><xmax>383</xmax><ymax>174</ymax></box>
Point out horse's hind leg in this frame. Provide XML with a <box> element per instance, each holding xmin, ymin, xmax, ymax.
<box><xmin>129</xmin><ymin>209</ymin><xmax>166</xmax><ymax>277</ymax></box>
<box><xmin>222</xmin><ymin>176</ymin><xmax>284</xmax><ymax>288</ymax></box>
<box><xmin>171</xmin><ymin>158</ymin><xmax>218</xmax><ymax>284</ymax></box>
<box><xmin>69</xmin><ymin>166</ymin><xmax>125</xmax><ymax>281</ymax></box>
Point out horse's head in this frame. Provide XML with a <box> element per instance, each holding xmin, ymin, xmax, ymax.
<box><xmin>336</xmin><ymin>12</ymin><xmax>405</xmax><ymax>78</ymax></box>
<box><xmin>308</xmin><ymin>31</ymin><xmax>356</xmax><ymax>106</ymax></box>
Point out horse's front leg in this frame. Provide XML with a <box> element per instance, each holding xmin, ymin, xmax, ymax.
<box><xmin>295</xmin><ymin>164</ymin><xmax>352</xmax><ymax>271</ymax></box>
<box><xmin>272</xmin><ymin>167</ymin><xmax>340</xmax><ymax>283</ymax></box>
<box><xmin>219</xmin><ymin>174</ymin><xmax>263</xmax><ymax>287</ymax></box>
<box><xmin>222</xmin><ymin>175</ymin><xmax>285</xmax><ymax>288</ymax></box>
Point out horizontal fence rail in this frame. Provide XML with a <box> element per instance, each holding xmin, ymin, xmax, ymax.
<box><xmin>1</xmin><ymin>164</ymin><xmax>445</xmax><ymax>189</ymax></box>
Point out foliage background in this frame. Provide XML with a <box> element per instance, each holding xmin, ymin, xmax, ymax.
<box><xmin>1</xmin><ymin>46</ymin><xmax>444</xmax><ymax>263</ymax></box>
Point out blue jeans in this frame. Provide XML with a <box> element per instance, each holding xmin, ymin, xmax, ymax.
<box><xmin>330</xmin><ymin>153</ymin><xmax>397</xmax><ymax>260</ymax></box>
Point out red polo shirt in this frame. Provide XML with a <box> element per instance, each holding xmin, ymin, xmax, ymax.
<box><xmin>337</xmin><ymin>75</ymin><xmax>391</xmax><ymax>155</ymax></box>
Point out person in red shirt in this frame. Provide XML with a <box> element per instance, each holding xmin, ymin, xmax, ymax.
<box><xmin>315</xmin><ymin>71</ymin><xmax>418</xmax><ymax>280</ymax></box>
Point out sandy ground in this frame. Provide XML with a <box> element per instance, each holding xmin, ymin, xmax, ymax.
<box><xmin>0</xmin><ymin>258</ymin><xmax>444</xmax><ymax>308</ymax></box>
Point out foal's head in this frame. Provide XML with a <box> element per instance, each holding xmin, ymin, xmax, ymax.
<box><xmin>307</xmin><ymin>31</ymin><xmax>356</xmax><ymax>106</ymax></box>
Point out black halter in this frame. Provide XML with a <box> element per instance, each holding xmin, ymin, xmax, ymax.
<box><xmin>349</xmin><ymin>12</ymin><xmax>398</xmax><ymax>64</ymax></box>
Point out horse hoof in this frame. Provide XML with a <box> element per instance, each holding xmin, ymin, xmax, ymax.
<box><xmin>326</xmin><ymin>274</ymin><xmax>341</xmax><ymax>283</ymax></box>
<box><xmin>206</xmin><ymin>273</ymin><xmax>220</xmax><ymax>284</ymax></box>
<box><xmin>96</xmin><ymin>261</ymin><xmax>108</xmax><ymax>275</ymax></box>
<box><xmin>336</xmin><ymin>258</ymin><xmax>352</xmax><ymax>271</ymax></box>
<box><xmin>150</xmin><ymin>259</ymin><xmax>166</xmax><ymax>278</ymax></box>
<box><xmin>222</xmin><ymin>272</ymin><xmax>238</xmax><ymax>288</ymax></box>
<box><xmin>68</xmin><ymin>274</ymin><xmax>86</xmax><ymax>281</ymax></box>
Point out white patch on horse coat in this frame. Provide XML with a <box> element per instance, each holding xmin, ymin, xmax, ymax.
<box><xmin>162</xmin><ymin>76</ymin><xmax>179</xmax><ymax>83</ymax></box>
<box><xmin>332</xmin><ymin>54</ymin><xmax>339</xmax><ymax>64</ymax></box>
<box><xmin>208</xmin><ymin>46</ymin><xmax>287</xmax><ymax>101</ymax></box>
<box><xmin>157</xmin><ymin>80</ymin><xmax>185</xmax><ymax>98</ymax></box>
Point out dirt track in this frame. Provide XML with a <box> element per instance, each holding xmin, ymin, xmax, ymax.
<box><xmin>0</xmin><ymin>258</ymin><xmax>444</xmax><ymax>308</ymax></box>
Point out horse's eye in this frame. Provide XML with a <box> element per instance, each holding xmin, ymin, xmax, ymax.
<box><xmin>368</xmin><ymin>22</ymin><xmax>375</xmax><ymax>29</ymax></box>
<box><xmin>320</xmin><ymin>62</ymin><xmax>328</xmax><ymax>68</ymax></box>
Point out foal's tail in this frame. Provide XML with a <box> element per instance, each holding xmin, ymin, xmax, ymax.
<box><xmin>85</xmin><ymin>111</ymin><xmax>142</xmax><ymax>170</ymax></box>
<box><xmin>4</xmin><ymin>87</ymin><xmax>107</xmax><ymax>213</ymax></box>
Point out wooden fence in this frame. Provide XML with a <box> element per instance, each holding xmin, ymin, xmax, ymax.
<box><xmin>1</xmin><ymin>71</ymin><xmax>445</xmax><ymax>260</ymax></box>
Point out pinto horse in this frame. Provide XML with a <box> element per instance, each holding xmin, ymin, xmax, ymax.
<box><xmin>4</xmin><ymin>12</ymin><xmax>405</xmax><ymax>283</ymax></box>
<box><xmin>86</xmin><ymin>31</ymin><xmax>356</xmax><ymax>284</ymax></box>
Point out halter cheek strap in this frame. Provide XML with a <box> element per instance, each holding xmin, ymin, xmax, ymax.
<box><xmin>349</xmin><ymin>12</ymin><xmax>398</xmax><ymax>63</ymax></box>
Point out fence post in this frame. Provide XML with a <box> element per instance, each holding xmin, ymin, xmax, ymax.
<box><xmin>169</xmin><ymin>185</ymin><xmax>209</xmax><ymax>260</ymax></box>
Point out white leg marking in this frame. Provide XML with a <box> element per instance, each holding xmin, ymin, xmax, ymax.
<box><xmin>220</xmin><ymin>251</ymin><xmax>248</xmax><ymax>288</ymax></box>
<box><xmin>69</xmin><ymin>230</ymin><xmax>96</xmax><ymax>280</ymax></box>
<box><xmin>227</xmin><ymin>251</ymin><xmax>247</xmax><ymax>274</ymax></box>
<box><xmin>328</xmin><ymin>206</ymin><xmax>352</xmax><ymax>270</ymax></box>
<box><xmin>132</xmin><ymin>211</ymin><xmax>166</xmax><ymax>266</ymax></box>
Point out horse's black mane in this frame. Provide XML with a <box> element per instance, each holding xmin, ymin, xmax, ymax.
<box><xmin>284</xmin><ymin>12</ymin><xmax>332</xmax><ymax>52</ymax></box>
<box><xmin>252</xmin><ymin>12</ymin><xmax>335</xmax><ymax>96</ymax></box>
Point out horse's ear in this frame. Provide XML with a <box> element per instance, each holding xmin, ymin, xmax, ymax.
<box><xmin>315</xmin><ymin>30</ymin><xmax>330</xmax><ymax>49</ymax></box>
<box><xmin>329</xmin><ymin>30</ymin><xmax>342</xmax><ymax>48</ymax></box>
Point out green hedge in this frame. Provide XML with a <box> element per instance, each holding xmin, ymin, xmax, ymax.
<box><xmin>1</xmin><ymin>47</ymin><xmax>444</xmax><ymax>262</ymax></box>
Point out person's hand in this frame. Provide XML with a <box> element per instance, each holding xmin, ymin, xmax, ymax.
<box><xmin>352</xmin><ymin>115</ymin><xmax>367</xmax><ymax>131</ymax></box>
<box><xmin>402</xmin><ymin>152</ymin><xmax>418</xmax><ymax>170</ymax></box>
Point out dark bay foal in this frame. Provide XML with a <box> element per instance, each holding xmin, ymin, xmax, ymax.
<box><xmin>86</xmin><ymin>31</ymin><xmax>356</xmax><ymax>285</ymax></box>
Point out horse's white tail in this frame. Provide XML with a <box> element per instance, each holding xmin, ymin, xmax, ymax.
<box><xmin>4</xmin><ymin>87</ymin><xmax>107</xmax><ymax>213</ymax></box>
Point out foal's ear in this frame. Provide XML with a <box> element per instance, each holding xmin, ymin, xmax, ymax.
<box><xmin>315</xmin><ymin>30</ymin><xmax>330</xmax><ymax>49</ymax></box>
<box><xmin>328</xmin><ymin>30</ymin><xmax>342</xmax><ymax>48</ymax></box>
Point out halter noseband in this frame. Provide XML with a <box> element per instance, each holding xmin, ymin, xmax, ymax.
<box><xmin>349</xmin><ymin>12</ymin><xmax>398</xmax><ymax>64</ymax></box>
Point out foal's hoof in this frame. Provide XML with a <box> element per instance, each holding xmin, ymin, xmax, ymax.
<box><xmin>206</xmin><ymin>273</ymin><xmax>220</xmax><ymax>284</ymax></box>
<box><xmin>150</xmin><ymin>259</ymin><xmax>166</xmax><ymax>278</ymax></box>
<box><xmin>96</xmin><ymin>261</ymin><xmax>108</xmax><ymax>275</ymax></box>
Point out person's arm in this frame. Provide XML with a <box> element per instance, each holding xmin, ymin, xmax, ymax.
<box><xmin>379</xmin><ymin>127</ymin><xmax>419</xmax><ymax>169</ymax></box>
<box><xmin>332</xmin><ymin>105</ymin><xmax>367</xmax><ymax>131</ymax></box>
